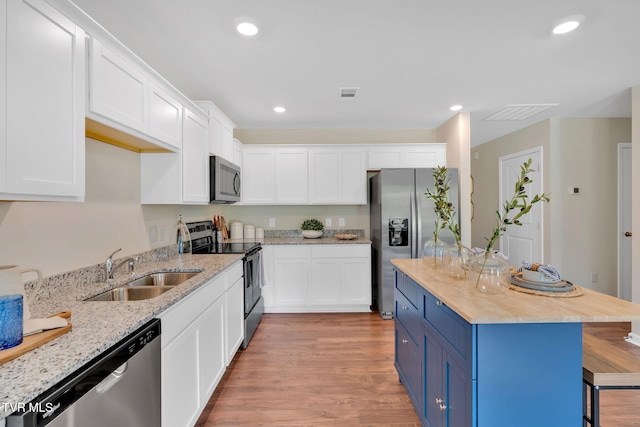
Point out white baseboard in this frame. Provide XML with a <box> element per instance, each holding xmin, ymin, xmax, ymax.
<box><xmin>624</xmin><ymin>332</ymin><xmax>640</xmax><ymax>347</ymax></box>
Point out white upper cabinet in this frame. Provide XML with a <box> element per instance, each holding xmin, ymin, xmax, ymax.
<box><xmin>233</xmin><ymin>138</ymin><xmax>243</xmax><ymax>168</ymax></box>
<box><xmin>309</xmin><ymin>147</ymin><xmax>367</xmax><ymax>204</ymax></box>
<box><xmin>87</xmin><ymin>37</ymin><xmax>184</xmax><ymax>152</ymax></box>
<box><xmin>275</xmin><ymin>148</ymin><xmax>308</xmax><ymax>204</ymax></box>
<box><xmin>88</xmin><ymin>37</ymin><xmax>148</xmax><ymax>132</ymax></box>
<box><xmin>194</xmin><ymin>100</ymin><xmax>236</xmax><ymax>162</ymax></box>
<box><xmin>148</xmin><ymin>81</ymin><xmax>183</xmax><ymax>149</ymax></box>
<box><xmin>367</xmin><ymin>143</ymin><xmax>446</xmax><ymax>169</ymax></box>
<box><xmin>141</xmin><ymin>107</ymin><xmax>208</xmax><ymax>204</ymax></box>
<box><xmin>2</xmin><ymin>0</ymin><xmax>85</xmax><ymax>201</ymax></box>
<box><xmin>241</xmin><ymin>148</ymin><xmax>276</xmax><ymax>204</ymax></box>
<box><xmin>243</xmin><ymin>145</ymin><xmax>366</xmax><ymax>205</ymax></box>
<box><xmin>181</xmin><ymin>108</ymin><xmax>209</xmax><ymax>203</ymax></box>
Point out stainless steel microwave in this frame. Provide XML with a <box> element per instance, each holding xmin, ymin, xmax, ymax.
<box><xmin>210</xmin><ymin>156</ymin><xmax>241</xmax><ymax>203</ymax></box>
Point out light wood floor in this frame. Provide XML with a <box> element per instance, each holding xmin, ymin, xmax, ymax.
<box><xmin>196</xmin><ymin>314</ymin><xmax>640</xmax><ymax>426</ymax></box>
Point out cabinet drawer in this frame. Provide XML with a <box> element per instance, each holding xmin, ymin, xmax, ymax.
<box><xmin>311</xmin><ymin>244</ymin><xmax>369</xmax><ymax>258</ymax></box>
<box><xmin>225</xmin><ymin>261</ymin><xmax>243</xmax><ymax>291</ymax></box>
<box><xmin>395</xmin><ymin>322</ymin><xmax>422</xmax><ymax>408</ymax></box>
<box><xmin>395</xmin><ymin>270</ymin><xmax>423</xmax><ymax>311</ymax></box>
<box><xmin>273</xmin><ymin>245</ymin><xmax>309</xmax><ymax>259</ymax></box>
<box><xmin>395</xmin><ymin>290</ymin><xmax>421</xmax><ymax>347</ymax></box>
<box><xmin>423</xmin><ymin>290</ymin><xmax>472</xmax><ymax>367</ymax></box>
<box><xmin>160</xmin><ymin>274</ymin><xmax>226</xmax><ymax>346</ymax></box>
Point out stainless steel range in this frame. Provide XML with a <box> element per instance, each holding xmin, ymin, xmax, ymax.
<box><xmin>187</xmin><ymin>221</ymin><xmax>263</xmax><ymax>349</ymax></box>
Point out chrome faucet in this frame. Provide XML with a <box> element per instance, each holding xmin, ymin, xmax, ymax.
<box><xmin>105</xmin><ymin>248</ymin><xmax>137</xmax><ymax>281</ymax></box>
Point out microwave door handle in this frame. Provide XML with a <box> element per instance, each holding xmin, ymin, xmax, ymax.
<box><xmin>233</xmin><ymin>172</ymin><xmax>241</xmax><ymax>195</ymax></box>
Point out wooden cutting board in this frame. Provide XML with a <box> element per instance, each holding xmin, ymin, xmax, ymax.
<box><xmin>0</xmin><ymin>311</ymin><xmax>72</xmax><ymax>365</ymax></box>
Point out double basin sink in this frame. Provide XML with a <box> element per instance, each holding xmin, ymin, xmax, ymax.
<box><xmin>85</xmin><ymin>271</ymin><xmax>201</xmax><ymax>301</ymax></box>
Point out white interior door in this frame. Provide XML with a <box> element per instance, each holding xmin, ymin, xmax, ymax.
<box><xmin>499</xmin><ymin>148</ymin><xmax>543</xmax><ymax>267</ymax></box>
<box><xmin>618</xmin><ymin>143</ymin><xmax>632</xmax><ymax>300</ymax></box>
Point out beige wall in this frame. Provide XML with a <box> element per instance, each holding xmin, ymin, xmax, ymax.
<box><xmin>471</xmin><ymin>118</ymin><xmax>631</xmax><ymax>296</ymax></box>
<box><xmin>437</xmin><ymin>113</ymin><xmax>472</xmax><ymax>247</ymax></box>
<box><xmin>550</xmin><ymin>118</ymin><xmax>630</xmax><ymax>295</ymax></box>
<box><xmin>234</xmin><ymin>128</ymin><xmax>437</xmax><ymax>145</ymax></box>
<box><xmin>0</xmin><ymin>139</ymin><xmax>203</xmax><ymax>277</ymax></box>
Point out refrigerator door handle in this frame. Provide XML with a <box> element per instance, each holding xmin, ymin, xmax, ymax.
<box><xmin>410</xmin><ymin>192</ymin><xmax>417</xmax><ymax>258</ymax></box>
<box><xmin>416</xmin><ymin>191</ymin><xmax>423</xmax><ymax>258</ymax></box>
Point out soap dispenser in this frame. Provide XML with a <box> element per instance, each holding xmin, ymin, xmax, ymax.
<box><xmin>176</xmin><ymin>215</ymin><xmax>192</xmax><ymax>254</ymax></box>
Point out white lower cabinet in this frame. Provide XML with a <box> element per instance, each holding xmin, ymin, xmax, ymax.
<box><xmin>263</xmin><ymin>244</ymin><xmax>371</xmax><ymax>313</ymax></box>
<box><xmin>160</xmin><ymin>261</ymin><xmax>243</xmax><ymax>427</ymax></box>
<box><xmin>224</xmin><ymin>267</ymin><xmax>244</xmax><ymax>365</ymax></box>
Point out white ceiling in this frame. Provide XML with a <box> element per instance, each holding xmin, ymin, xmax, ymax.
<box><xmin>72</xmin><ymin>0</ymin><xmax>640</xmax><ymax>147</ymax></box>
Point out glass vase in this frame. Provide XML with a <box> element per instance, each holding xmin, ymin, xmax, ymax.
<box><xmin>441</xmin><ymin>243</ymin><xmax>473</xmax><ymax>279</ymax></box>
<box><xmin>422</xmin><ymin>237</ymin><xmax>446</xmax><ymax>268</ymax></box>
<box><xmin>468</xmin><ymin>251</ymin><xmax>511</xmax><ymax>294</ymax></box>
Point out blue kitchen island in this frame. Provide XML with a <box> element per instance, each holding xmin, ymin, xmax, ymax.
<box><xmin>391</xmin><ymin>258</ymin><xmax>640</xmax><ymax>427</ymax></box>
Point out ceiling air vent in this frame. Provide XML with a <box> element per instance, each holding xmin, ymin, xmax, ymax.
<box><xmin>483</xmin><ymin>104</ymin><xmax>558</xmax><ymax>121</ymax></box>
<box><xmin>338</xmin><ymin>87</ymin><xmax>360</xmax><ymax>102</ymax></box>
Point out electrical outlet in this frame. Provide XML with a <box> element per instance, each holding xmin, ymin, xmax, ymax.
<box><xmin>339</xmin><ymin>218</ymin><xmax>345</xmax><ymax>227</ymax></box>
<box><xmin>269</xmin><ymin>218</ymin><xmax>276</xmax><ymax>228</ymax></box>
<box><xmin>158</xmin><ymin>226</ymin><xmax>166</xmax><ymax>242</ymax></box>
<box><xmin>149</xmin><ymin>226</ymin><xmax>158</xmax><ymax>244</ymax></box>
<box><xmin>590</xmin><ymin>272</ymin><xmax>598</xmax><ymax>283</ymax></box>
<box><xmin>325</xmin><ymin>218</ymin><xmax>332</xmax><ymax>227</ymax></box>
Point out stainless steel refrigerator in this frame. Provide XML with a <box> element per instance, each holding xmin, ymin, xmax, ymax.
<box><xmin>370</xmin><ymin>168</ymin><xmax>459</xmax><ymax>319</ymax></box>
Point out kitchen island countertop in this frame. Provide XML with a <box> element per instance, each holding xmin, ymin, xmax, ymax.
<box><xmin>391</xmin><ymin>258</ymin><xmax>640</xmax><ymax>324</ymax></box>
<box><xmin>0</xmin><ymin>252</ymin><xmax>243</xmax><ymax>419</ymax></box>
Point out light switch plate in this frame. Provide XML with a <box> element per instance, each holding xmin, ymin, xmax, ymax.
<box><xmin>326</xmin><ymin>218</ymin><xmax>332</xmax><ymax>227</ymax></box>
<box><xmin>269</xmin><ymin>218</ymin><xmax>276</xmax><ymax>228</ymax></box>
<box><xmin>339</xmin><ymin>218</ymin><xmax>345</xmax><ymax>227</ymax></box>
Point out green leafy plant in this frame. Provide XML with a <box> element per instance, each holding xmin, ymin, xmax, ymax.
<box><xmin>301</xmin><ymin>218</ymin><xmax>324</xmax><ymax>231</ymax></box>
<box><xmin>477</xmin><ymin>158</ymin><xmax>550</xmax><ymax>285</ymax></box>
<box><xmin>425</xmin><ymin>166</ymin><xmax>454</xmax><ymax>248</ymax></box>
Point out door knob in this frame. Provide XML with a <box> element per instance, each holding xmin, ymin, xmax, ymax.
<box><xmin>625</xmin><ymin>232</ymin><xmax>632</xmax><ymax>237</ymax></box>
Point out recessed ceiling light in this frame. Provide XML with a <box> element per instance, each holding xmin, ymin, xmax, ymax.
<box><xmin>552</xmin><ymin>15</ymin><xmax>584</xmax><ymax>35</ymax></box>
<box><xmin>450</xmin><ymin>105</ymin><xmax>463</xmax><ymax>112</ymax></box>
<box><xmin>237</xmin><ymin>22</ymin><xmax>258</xmax><ymax>36</ymax></box>
<box><xmin>274</xmin><ymin>106</ymin><xmax>286</xmax><ymax>113</ymax></box>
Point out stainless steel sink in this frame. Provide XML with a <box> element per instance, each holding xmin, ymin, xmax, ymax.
<box><xmin>85</xmin><ymin>271</ymin><xmax>201</xmax><ymax>301</ymax></box>
<box><xmin>125</xmin><ymin>271</ymin><xmax>200</xmax><ymax>287</ymax></box>
<box><xmin>85</xmin><ymin>286</ymin><xmax>175</xmax><ymax>301</ymax></box>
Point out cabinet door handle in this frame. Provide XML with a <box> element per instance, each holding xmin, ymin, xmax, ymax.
<box><xmin>439</xmin><ymin>403</ymin><xmax>447</xmax><ymax>411</ymax></box>
<box><xmin>436</xmin><ymin>300</ymin><xmax>443</xmax><ymax>306</ymax></box>
<box><xmin>402</xmin><ymin>339</ymin><xmax>408</xmax><ymax>344</ymax></box>
<box><xmin>435</xmin><ymin>398</ymin><xmax>443</xmax><ymax>404</ymax></box>
<box><xmin>401</xmin><ymin>305</ymin><xmax>408</xmax><ymax>310</ymax></box>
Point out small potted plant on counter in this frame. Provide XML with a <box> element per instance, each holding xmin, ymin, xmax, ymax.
<box><xmin>301</xmin><ymin>218</ymin><xmax>324</xmax><ymax>239</ymax></box>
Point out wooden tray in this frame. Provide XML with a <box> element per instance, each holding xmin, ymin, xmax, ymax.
<box><xmin>0</xmin><ymin>311</ymin><xmax>71</xmax><ymax>365</ymax></box>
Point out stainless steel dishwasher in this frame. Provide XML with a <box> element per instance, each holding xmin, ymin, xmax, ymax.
<box><xmin>7</xmin><ymin>319</ymin><xmax>161</xmax><ymax>427</ymax></box>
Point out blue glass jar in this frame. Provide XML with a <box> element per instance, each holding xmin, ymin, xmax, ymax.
<box><xmin>0</xmin><ymin>294</ymin><xmax>23</xmax><ymax>350</ymax></box>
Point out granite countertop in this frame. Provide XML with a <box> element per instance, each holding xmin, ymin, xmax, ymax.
<box><xmin>392</xmin><ymin>258</ymin><xmax>640</xmax><ymax>324</ymax></box>
<box><xmin>0</xmin><ymin>252</ymin><xmax>243</xmax><ymax>419</ymax></box>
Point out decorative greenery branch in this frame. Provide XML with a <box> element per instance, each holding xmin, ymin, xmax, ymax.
<box><xmin>477</xmin><ymin>158</ymin><xmax>550</xmax><ymax>286</ymax></box>
<box><xmin>425</xmin><ymin>166</ymin><xmax>455</xmax><ymax>248</ymax></box>
<box><xmin>484</xmin><ymin>158</ymin><xmax>549</xmax><ymax>253</ymax></box>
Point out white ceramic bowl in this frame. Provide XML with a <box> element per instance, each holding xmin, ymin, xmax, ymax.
<box><xmin>522</xmin><ymin>269</ymin><xmax>557</xmax><ymax>283</ymax></box>
<box><xmin>301</xmin><ymin>230</ymin><xmax>323</xmax><ymax>239</ymax></box>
